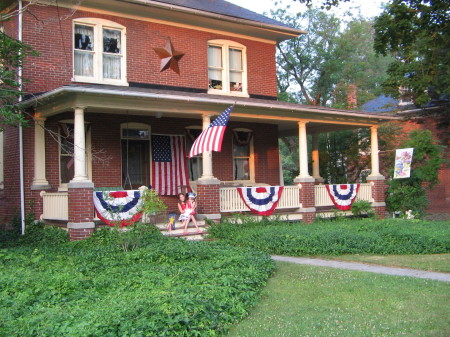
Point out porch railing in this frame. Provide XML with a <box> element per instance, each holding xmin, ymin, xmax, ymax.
<box><xmin>220</xmin><ymin>186</ymin><xmax>301</xmax><ymax>213</ymax></box>
<box><xmin>40</xmin><ymin>191</ymin><xmax>68</xmax><ymax>221</ymax></box>
<box><xmin>314</xmin><ymin>183</ymin><xmax>373</xmax><ymax>207</ymax></box>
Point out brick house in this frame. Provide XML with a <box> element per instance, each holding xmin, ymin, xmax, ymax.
<box><xmin>363</xmin><ymin>96</ymin><xmax>449</xmax><ymax>216</ymax></box>
<box><xmin>0</xmin><ymin>0</ymin><xmax>396</xmax><ymax>239</ymax></box>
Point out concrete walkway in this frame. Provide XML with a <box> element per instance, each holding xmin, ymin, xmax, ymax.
<box><xmin>272</xmin><ymin>255</ymin><xmax>450</xmax><ymax>283</ymax></box>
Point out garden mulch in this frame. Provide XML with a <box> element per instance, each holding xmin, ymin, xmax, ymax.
<box><xmin>272</xmin><ymin>255</ymin><xmax>450</xmax><ymax>282</ymax></box>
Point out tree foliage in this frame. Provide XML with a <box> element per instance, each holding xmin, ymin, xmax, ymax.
<box><xmin>0</xmin><ymin>31</ymin><xmax>36</xmax><ymax>129</ymax></box>
<box><xmin>274</xmin><ymin>8</ymin><xmax>342</xmax><ymax>106</ymax></box>
<box><xmin>374</xmin><ymin>0</ymin><xmax>450</xmax><ymax>105</ymax></box>
<box><xmin>274</xmin><ymin>8</ymin><xmax>392</xmax><ymax>108</ymax></box>
<box><xmin>284</xmin><ymin>0</ymin><xmax>350</xmax><ymax>9</ymax></box>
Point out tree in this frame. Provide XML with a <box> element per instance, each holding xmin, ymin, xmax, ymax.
<box><xmin>331</xmin><ymin>18</ymin><xmax>393</xmax><ymax>109</ymax></box>
<box><xmin>374</xmin><ymin>0</ymin><xmax>450</xmax><ymax>105</ymax></box>
<box><xmin>274</xmin><ymin>7</ymin><xmax>342</xmax><ymax>106</ymax></box>
<box><xmin>0</xmin><ymin>31</ymin><xmax>37</xmax><ymax>129</ymax></box>
<box><xmin>282</xmin><ymin>0</ymin><xmax>350</xmax><ymax>9</ymax></box>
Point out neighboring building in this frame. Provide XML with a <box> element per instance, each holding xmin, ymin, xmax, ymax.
<box><xmin>0</xmin><ymin>0</ymin><xmax>396</xmax><ymax>239</ymax></box>
<box><xmin>363</xmin><ymin>96</ymin><xmax>450</xmax><ymax>216</ymax></box>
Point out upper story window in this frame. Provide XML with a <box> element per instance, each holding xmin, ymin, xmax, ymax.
<box><xmin>208</xmin><ymin>40</ymin><xmax>248</xmax><ymax>97</ymax></box>
<box><xmin>73</xmin><ymin>18</ymin><xmax>128</xmax><ymax>86</ymax></box>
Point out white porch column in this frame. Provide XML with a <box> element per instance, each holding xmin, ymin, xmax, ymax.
<box><xmin>70</xmin><ymin>106</ymin><xmax>91</xmax><ymax>184</ymax></box>
<box><xmin>198</xmin><ymin>113</ymin><xmax>219</xmax><ymax>184</ymax></box>
<box><xmin>294</xmin><ymin>120</ymin><xmax>313</xmax><ymax>181</ymax></box>
<box><xmin>368</xmin><ymin>125</ymin><xmax>382</xmax><ymax>178</ymax></box>
<box><xmin>31</xmin><ymin>116</ymin><xmax>50</xmax><ymax>190</ymax></box>
<box><xmin>311</xmin><ymin>133</ymin><xmax>323</xmax><ymax>183</ymax></box>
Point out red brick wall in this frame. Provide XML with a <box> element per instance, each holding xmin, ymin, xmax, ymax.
<box><xmin>69</xmin><ymin>228</ymin><xmax>94</xmax><ymax>241</ymax></box>
<box><xmin>68</xmin><ymin>187</ymin><xmax>94</xmax><ymax>223</ymax></box>
<box><xmin>196</xmin><ymin>184</ymin><xmax>220</xmax><ymax>215</ymax></box>
<box><xmin>21</xmin><ymin>5</ymin><xmax>278</xmax><ymax>97</ymax></box>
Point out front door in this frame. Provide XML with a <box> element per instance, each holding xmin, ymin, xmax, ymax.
<box><xmin>121</xmin><ymin>140</ymin><xmax>149</xmax><ymax>189</ymax></box>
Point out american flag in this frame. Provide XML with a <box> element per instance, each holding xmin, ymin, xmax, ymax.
<box><xmin>188</xmin><ymin>105</ymin><xmax>233</xmax><ymax>158</ymax></box>
<box><xmin>152</xmin><ymin>135</ymin><xmax>190</xmax><ymax>195</ymax></box>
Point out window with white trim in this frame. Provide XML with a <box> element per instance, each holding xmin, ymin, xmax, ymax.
<box><xmin>208</xmin><ymin>40</ymin><xmax>248</xmax><ymax>96</ymax></box>
<box><xmin>73</xmin><ymin>18</ymin><xmax>127</xmax><ymax>85</ymax></box>
<box><xmin>185</xmin><ymin>126</ymin><xmax>203</xmax><ymax>181</ymax></box>
<box><xmin>232</xmin><ymin>128</ymin><xmax>254</xmax><ymax>181</ymax></box>
<box><xmin>58</xmin><ymin>121</ymin><xmax>92</xmax><ymax>190</ymax></box>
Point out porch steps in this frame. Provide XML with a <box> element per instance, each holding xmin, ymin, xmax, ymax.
<box><xmin>154</xmin><ymin>220</ymin><xmax>209</xmax><ymax>241</ymax></box>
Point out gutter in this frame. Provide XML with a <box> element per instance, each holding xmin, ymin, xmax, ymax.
<box><xmin>396</xmin><ymin>105</ymin><xmax>448</xmax><ymax>117</ymax></box>
<box><xmin>120</xmin><ymin>0</ymin><xmax>306</xmax><ymax>37</ymax></box>
<box><xmin>23</xmin><ymin>86</ymin><xmax>398</xmax><ymax>121</ymax></box>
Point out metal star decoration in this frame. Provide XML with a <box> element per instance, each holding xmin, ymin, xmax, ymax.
<box><xmin>154</xmin><ymin>39</ymin><xmax>185</xmax><ymax>74</ymax></box>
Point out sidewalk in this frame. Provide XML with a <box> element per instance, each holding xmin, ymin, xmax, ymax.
<box><xmin>272</xmin><ymin>255</ymin><xmax>450</xmax><ymax>282</ymax></box>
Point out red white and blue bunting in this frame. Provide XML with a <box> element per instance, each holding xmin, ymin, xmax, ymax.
<box><xmin>237</xmin><ymin>186</ymin><xmax>284</xmax><ymax>216</ymax></box>
<box><xmin>93</xmin><ymin>190</ymin><xmax>143</xmax><ymax>227</ymax></box>
<box><xmin>325</xmin><ymin>184</ymin><xmax>360</xmax><ymax>210</ymax></box>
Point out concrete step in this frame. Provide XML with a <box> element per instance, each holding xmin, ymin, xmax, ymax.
<box><xmin>154</xmin><ymin>220</ymin><xmax>207</xmax><ymax>231</ymax></box>
<box><xmin>154</xmin><ymin>220</ymin><xmax>209</xmax><ymax>241</ymax></box>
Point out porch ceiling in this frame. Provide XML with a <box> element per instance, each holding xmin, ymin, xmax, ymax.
<box><xmin>25</xmin><ymin>84</ymin><xmax>398</xmax><ymax>134</ymax></box>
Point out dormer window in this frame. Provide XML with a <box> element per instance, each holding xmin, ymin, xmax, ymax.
<box><xmin>208</xmin><ymin>40</ymin><xmax>248</xmax><ymax>96</ymax></box>
<box><xmin>73</xmin><ymin>18</ymin><xmax>128</xmax><ymax>86</ymax></box>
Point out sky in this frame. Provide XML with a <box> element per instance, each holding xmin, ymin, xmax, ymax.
<box><xmin>226</xmin><ymin>0</ymin><xmax>387</xmax><ymax>19</ymax></box>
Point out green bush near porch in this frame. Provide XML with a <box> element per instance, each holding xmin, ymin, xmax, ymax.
<box><xmin>0</xmin><ymin>225</ymin><xmax>274</xmax><ymax>336</ymax></box>
<box><xmin>207</xmin><ymin>218</ymin><xmax>450</xmax><ymax>256</ymax></box>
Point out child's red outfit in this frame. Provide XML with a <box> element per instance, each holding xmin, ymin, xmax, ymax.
<box><xmin>186</xmin><ymin>201</ymin><xmax>196</xmax><ymax>214</ymax></box>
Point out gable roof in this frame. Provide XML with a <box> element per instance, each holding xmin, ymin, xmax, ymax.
<box><xmin>150</xmin><ymin>0</ymin><xmax>290</xmax><ymax>28</ymax></box>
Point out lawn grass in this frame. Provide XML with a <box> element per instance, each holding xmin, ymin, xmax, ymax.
<box><xmin>316</xmin><ymin>254</ymin><xmax>450</xmax><ymax>273</ymax></box>
<box><xmin>227</xmin><ymin>262</ymin><xmax>450</xmax><ymax>337</ymax></box>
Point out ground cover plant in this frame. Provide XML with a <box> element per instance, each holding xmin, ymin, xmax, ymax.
<box><xmin>0</xmin><ymin>224</ymin><xmax>274</xmax><ymax>336</ymax></box>
<box><xmin>208</xmin><ymin>217</ymin><xmax>450</xmax><ymax>256</ymax></box>
<box><xmin>227</xmin><ymin>262</ymin><xmax>450</xmax><ymax>337</ymax></box>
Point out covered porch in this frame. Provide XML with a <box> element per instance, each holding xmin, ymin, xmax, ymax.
<box><xmin>24</xmin><ymin>84</ymin><xmax>395</xmax><ymax>239</ymax></box>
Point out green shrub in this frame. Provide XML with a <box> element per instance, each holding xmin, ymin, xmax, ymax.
<box><xmin>208</xmin><ymin>218</ymin><xmax>450</xmax><ymax>256</ymax></box>
<box><xmin>350</xmin><ymin>200</ymin><xmax>375</xmax><ymax>218</ymax></box>
<box><xmin>0</xmin><ymin>227</ymin><xmax>273</xmax><ymax>336</ymax></box>
<box><xmin>1</xmin><ymin>222</ymin><xmax>69</xmax><ymax>248</ymax></box>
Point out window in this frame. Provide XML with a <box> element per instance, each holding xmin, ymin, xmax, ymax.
<box><xmin>58</xmin><ymin>121</ymin><xmax>92</xmax><ymax>189</ymax></box>
<box><xmin>208</xmin><ymin>40</ymin><xmax>248</xmax><ymax>96</ymax></box>
<box><xmin>185</xmin><ymin>127</ymin><xmax>203</xmax><ymax>181</ymax></box>
<box><xmin>232</xmin><ymin>129</ymin><xmax>253</xmax><ymax>181</ymax></box>
<box><xmin>121</xmin><ymin>123</ymin><xmax>150</xmax><ymax>189</ymax></box>
<box><xmin>73</xmin><ymin>18</ymin><xmax>127</xmax><ymax>85</ymax></box>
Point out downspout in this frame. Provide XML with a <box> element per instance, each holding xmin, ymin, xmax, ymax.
<box><xmin>18</xmin><ymin>0</ymin><xmax>25</xmax><ymax>235</ymax></box>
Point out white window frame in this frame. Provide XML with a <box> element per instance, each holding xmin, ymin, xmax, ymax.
<box><xmin>208</xmin><ymin>39</ymin><xmax>248</xmax><ymax>97</ymax></box>
<box><xmin>232</xmin><ymin>128</ymin><xmax>254</xmax><ymax>182</ymax></box>
<box><xmin>58</xmin><ymin>120</ymin><xmax>92</xmax><ymax>191</ymax></box>
<box><xmin>72</xmin><ymin>18</ymin><xmax>128</xmax><ymax>86</ymax></box>
<box><xmin>185</xmin><ymin>125</ymin><xmax>203</xmax><ymax>182</ymax></box>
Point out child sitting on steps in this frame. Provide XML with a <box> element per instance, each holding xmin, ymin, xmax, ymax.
<box><xmin>178</xmin><ymin>192</ymin><xmax>201</xmax><ymax>234</ymax></box>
